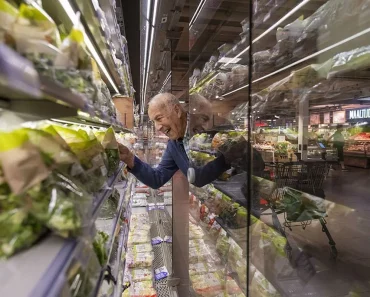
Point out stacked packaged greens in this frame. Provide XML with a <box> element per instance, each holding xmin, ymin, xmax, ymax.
<box><xmin>0</xmin><ymin>0</ymin><xmax>118</xmax><ymax>119</ymax></box>
<box><xmin>0</xmin><ymin>128</ymin><xmax>92</xmax><ymax>258</ymax></box>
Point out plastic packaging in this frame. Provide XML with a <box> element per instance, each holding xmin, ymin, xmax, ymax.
<box><xmin>122</xmin><ymin>280</ymin><xmax>157</xmax><ymax>297</ymax></box>
<box><xmin>127</xmin><ymin>251</ymin><xmax>153</xmax><ymax>268</ymax></box>
<box><xmin>0</xmin><ymin>129</ymin><xmax>91</xmax><ymax>242</ymax></box>
<box><xmin>95</xmin><ymin>127</ymin><xmax>120</xmax><ymax>176</ymax></box>
<box><xmin>51</xmin><ymin>125</ymin><xmax>108</xmax><ymax>192</ymax></box>
<box><xmin>0</xmin><ymin>0</ymin><xmax>18</xmax><ymax>45</ymax></box>
<box><xmin>12</xmin><ymin>3</ymin><xmax>61</xmax><ymax>74</ymax></box>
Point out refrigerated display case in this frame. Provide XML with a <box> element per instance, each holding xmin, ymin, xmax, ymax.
<box><xmin>182</xmin><ymin>0</ymin><xmax>370</xmax><ymax>296</ymax></box>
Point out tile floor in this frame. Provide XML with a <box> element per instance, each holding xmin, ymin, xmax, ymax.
<box><xmin>257</xmin><ymin>168</ymin><xmax>370</xmax><ymax>297</ymax></box>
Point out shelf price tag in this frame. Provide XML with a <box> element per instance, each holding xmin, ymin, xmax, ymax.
<box><xmin>155</xmin><ymin>266</ymin><xmax>169</xmax><ymax>280</ymax></box>
<box><xmin>151</xmin><ymin>236</ymin><xmax>163</xmax><ymax>245</ymax></box>
<box><xmin>164</xmin><ymin>236</ymin><xmax>172</xmax><ymax>243</ymax></box>
<box><xmin>147</xmin><ymin>203</ymin><xmax>156</xmax><ymax>211</ymax></box>
<box><xmin>157</xmin><ymin>203</ymin><xmax>165</xmax><ymax>210</ymax></box>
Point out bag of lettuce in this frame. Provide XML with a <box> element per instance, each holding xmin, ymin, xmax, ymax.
<box><xmin>95</xmin><ymin>127</ymin><xmax>120</xmax><ymax>176</ymax></box>
<box><xmin>52</xmin><ymin>125</ymin><xmax>108</xmax><ymax>192</ymax></box>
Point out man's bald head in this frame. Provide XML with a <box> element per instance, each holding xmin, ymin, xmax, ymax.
<box><xmin>149</xmin><ymin>93</ymin><xmax>182</xmax><ymax>113</ymax></box>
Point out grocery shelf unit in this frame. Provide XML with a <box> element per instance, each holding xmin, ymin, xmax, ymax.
<box><xmin>0</xmin><ymin>0</ymin><xmax>136</xmax><ymax>296</ymax></box>
<box><xmin>0</xmin><ymin>164</ymin><xmax>127</xmax><ymax>297</ymax></box>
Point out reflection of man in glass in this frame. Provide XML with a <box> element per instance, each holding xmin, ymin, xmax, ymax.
<box><xmin>118</xmin><ymin>93</ymin><xmax>230</xmax><ymax>188</ymax></box>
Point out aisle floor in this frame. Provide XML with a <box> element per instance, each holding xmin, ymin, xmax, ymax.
<box><xmin>259</xmin><ymin>167</ymin><xmax>370</xmax><ymax>297</ymax></box>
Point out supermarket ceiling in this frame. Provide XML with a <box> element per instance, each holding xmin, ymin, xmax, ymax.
<box><xmin>141</xmin><ymin>0</ymin><xmax>329</xmax><ymax>112</ymax></box>
<box><xmin>140</xmin><ymin>0</ymin><xmax>370</xmax><ymax>118</ymax></box>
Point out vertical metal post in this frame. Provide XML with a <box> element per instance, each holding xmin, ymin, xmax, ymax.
<box><xmin>298</xmin><ymin>92</ymin><xmax>309</xmax><ymax>160</ymax></box>
<box><xmin>171</xmin><ymin>171</ymin><xmax>189</xmax><ymax>296</ymax></box>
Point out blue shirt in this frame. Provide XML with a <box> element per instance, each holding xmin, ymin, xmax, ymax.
<box><xmin>130</xmin><ymin>139</ymin><xmax>230</xmax><ymax>189</ymax></box>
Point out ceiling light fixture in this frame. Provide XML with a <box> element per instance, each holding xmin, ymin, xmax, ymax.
<box><xmin>223</xmin><ymin>0</ymin><xmax>311</xmax><ymax>67</ymax></box>
<box><xmin>189</xmin><ymin>0</ymin><xmax>207</xmax><ymax>29</ymax></box>
<box><xmin>141</xmin><ymin>0</ymin><xmax>159</xmax><ymax>114</ymax></box>
<box><xmin>160</xmin><ymin>71</ymin><xmax>172</xmax><ymax>92</ymax></box>
<box><xmin>58</xmin><ymin>0</ymin><xmax>119</xmax><ymax>94</ymax></box>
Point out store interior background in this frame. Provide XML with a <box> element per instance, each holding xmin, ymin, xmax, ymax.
<box><xmin>140</xmin><ymin>0</ymin><xmax>370</xmax><ymax>296</ymax></box>
<box><xmin>1</xmin><ymin>0</ymin><xmax>370</xmax><ymax>296</ymax></box>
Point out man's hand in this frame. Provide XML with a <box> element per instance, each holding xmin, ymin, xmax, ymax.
<box><xmin>219</xmin><ymin>136</ymin><xmax>248</xmax><ymax>165</ymax></box>
<box><xmin>118</xmin><ymin>143</ymin><xmax>135</xmax><ymax>169</ymax></box>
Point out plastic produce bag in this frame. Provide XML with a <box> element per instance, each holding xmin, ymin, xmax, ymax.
<box><xmin>95</xmin><ymin>127</ymin><xmax>120</xmax><ymax>176</ymax></box>
<box><xmin>25</xmin><ymin>127</ymin><xmax>88</xmax><ymax>185</ymax></box>
<box><xmin>51</xmin><ymin>125</ymin><xmax>108</xmax><ymax>192</ymax></box>
<box><xmin>93</xmin><ymin>230</ymin><xmax>109</xmax><ymax>266</ymax></box>
<box><xmin>277</xmin><ymin>187</ymin><xmax>326</xmax><ymax>222</ymax></box>
<box><xmin>12</xmin><ymin>3</ymin><xmax>61</xmax><ymax>75</ymax></box>
<box><xmin>0</xmin><ymin>0</ymin><xmax>18</xmax><ymax>45</ymax></box>
<box><xmin>0</xmin><ymin>177</ymin><xmax>45</xmax><ymax>258</ymax></box>
<box><xmin>0</xmin><ymin>129</ymin><xmax>91</xmax><ymax>239</ymax></box>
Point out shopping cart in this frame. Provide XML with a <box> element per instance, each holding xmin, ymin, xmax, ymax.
<box><xmin>263</xmin><ymin>162</ymin><xmax>337</xmax><ymax>259</ymax></box>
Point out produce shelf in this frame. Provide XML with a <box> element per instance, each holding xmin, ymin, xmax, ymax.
<box><xmin>0</xmin><ymin>236</ymin><xmax>75</xmax><ymax>297</ymax></box>
<box><xmin>212</xmin><ymin>173</ymin><xmax>247</xmax><ymax>208</ymax></box>
<box><xmin>92</xmin><ymin>162</ymin><xmax>125</xmax><ymax>219</ymax></box>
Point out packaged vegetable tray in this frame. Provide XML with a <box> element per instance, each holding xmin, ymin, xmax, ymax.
<box><xmin>125</xmin><ymin>268</ymin><xmax>153</xmax><ymax>282</ymax></box>
<box><xmin>122</xmin><ymin>280</ymin><xmax>157</xmax><ymax>297</ymax></box>
<box><xmin>126</xmin><ymin>251</ymin><xmax>153</xmax><ymax>269</ymax></box>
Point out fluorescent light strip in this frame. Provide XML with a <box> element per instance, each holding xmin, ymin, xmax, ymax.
<box><xmin>223</xmin><ymin>26</ymin><xmax>370</xmax><ymax>96</ymax></box>
<box><xmin>141</xmin><ymin>0</ymin><xmax>159</xmax><ymax>112</ymax></box>
<box><xmin>223</xmin><ymin>84</ymin><xmax>249</xmax><ymax>96</ymax></box>
<box><xmin>189</xmin><ymin>0</ymin><xmax>207</xmax><ymax>28</ymax></box>
<box><xmin>254</xmin><ymin>0</ymin><xmax>311</xmax><ymax>44</ymax></box>
<box><xmin>161</xmin><ymin>71</ymin><xmax>172</xmax><ymax>91</ymax></box>
<box><xmin>58</xmin><ymin>0</ymin><xmax>119</xmax><ymax>93</ymax></box>
<box><xmin>253</xmin><ymin>26</ymin><xmax>370</xmax><ymax>84</ymax></box>
<box><xmin>224</xmin><ymin>0</ymin><xmax>311</xmax><ymax>66</ymax></box>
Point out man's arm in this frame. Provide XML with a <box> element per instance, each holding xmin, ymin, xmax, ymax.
<box><xmin>120</xmin><ymin>143</ymin><xmax>178</xmax><ymax>189</ymax></box>
<box><xmin>191</xmin><ymin>154</ymin><xmax>230</xmax><ymax>188</ymax></box>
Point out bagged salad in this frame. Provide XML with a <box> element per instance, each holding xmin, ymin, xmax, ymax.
<box><xmin>0</xmin><ymin>129</ymin><xmax>91</xmax><ymax>252</ymax></box>
<box><xmin>54</xmin><ymin>16</ymin><xmax>97</xmax><ymax>104</ymax></box>
<box><xmin>51</xmin><ymin>125</ymin><xmax>108</xmax><ymax>192</ymax></box>
<box><xmin>12</xmin><ymin>2</ymin><xmax>61</xmax><ymax>75</ymax></box>
<box><xmin>0</xmin><ymin>0</ymin><xmax>18</xmax><ymax>46</ymax></box>
<box><xmin>95</xmin><ymin>127</ymin><xmax>120</xmax><ymax>176</ymax></box>
<box><xmin>0</xmin><ymin>169</ymin><xmax>44</xmax><ymax>258</ymax></box>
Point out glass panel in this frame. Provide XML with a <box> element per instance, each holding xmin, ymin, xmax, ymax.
<box><xmin>251</xmin><ymin>0</ymin><xmax>370</xmax><ymax>296</ymax></box>
<box><xmin>186</xmin><ymin>0</ymin><xmax>250</xmax><ymax>295</ymax></box>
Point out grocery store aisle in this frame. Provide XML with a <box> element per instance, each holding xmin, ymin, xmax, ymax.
<box><xmin>264</xmin><ymin>168</ymin><xmax>370</xmax><ymax>297</ymax></box>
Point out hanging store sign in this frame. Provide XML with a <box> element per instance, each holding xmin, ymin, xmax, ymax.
<box><xmin>346</xmin><ymin>108</ymin><xmax>370</xmax><ymax>121</ymax></box>
<box><xmin>333</xmin><ymin>111</ymin><xmax>345</xmax><ymax>124</ymax></box>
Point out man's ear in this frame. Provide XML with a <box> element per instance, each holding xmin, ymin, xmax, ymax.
<box><xmin>174</xmin><ymin>104</ymin><xmax>181</xmax><ymax>118</ymax></box>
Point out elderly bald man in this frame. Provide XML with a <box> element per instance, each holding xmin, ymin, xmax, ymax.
<box><xmin>118</xmin><ymin>92</ymin><xmax>230</xmax><ymax>189</ymax></box>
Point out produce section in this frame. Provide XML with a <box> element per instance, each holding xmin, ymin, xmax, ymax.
<box><xmin>0</xmin><ymin>0</ymin><xmax>138</xmax><ymax>296</ymax></box>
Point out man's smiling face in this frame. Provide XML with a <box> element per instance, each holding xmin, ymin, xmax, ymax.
<box><xmin>148</xmin><ymin>100</ymin><xmax>184</xmax><ymax>140</ymax></box>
